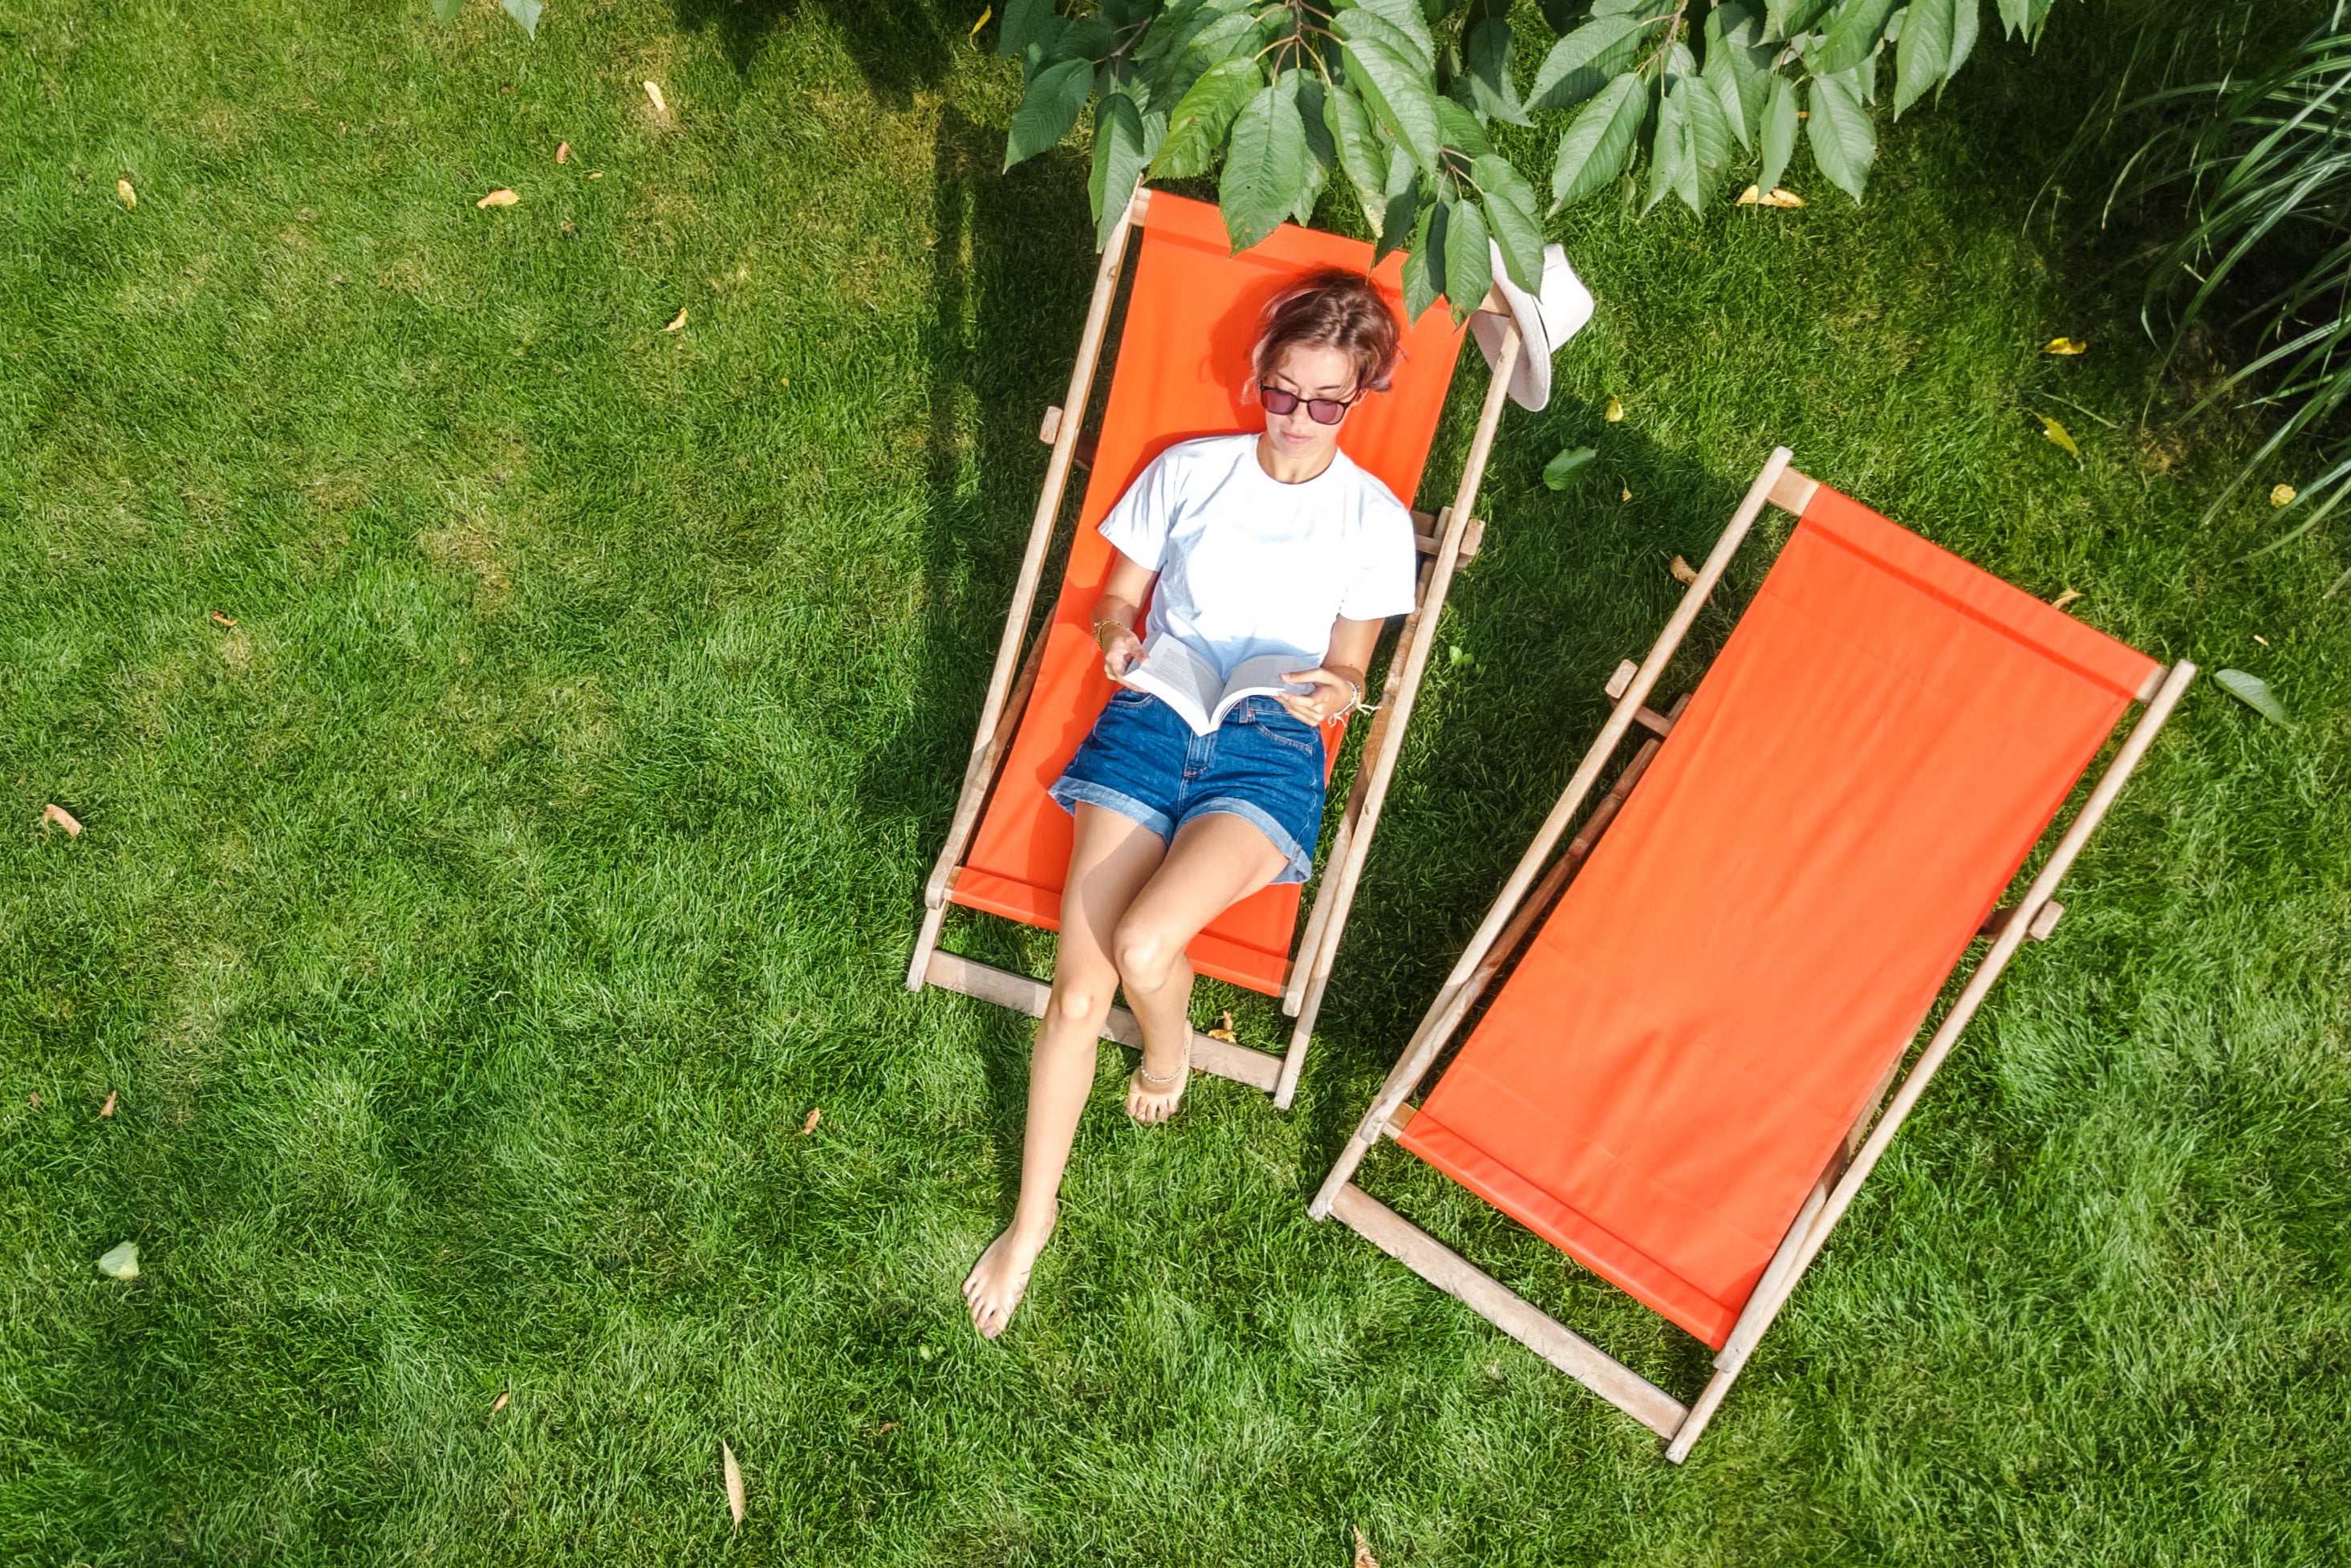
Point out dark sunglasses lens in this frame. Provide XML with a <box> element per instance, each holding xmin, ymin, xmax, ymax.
<box><xmin>1259</xmin><ymin>384</ymin><xmax>1299</xmax><ymax>415</ymax></box>
<box><xmin>1305</xmin><ymin>398</ymin><xmax>1348</xmax><ymax>425</ymax></box>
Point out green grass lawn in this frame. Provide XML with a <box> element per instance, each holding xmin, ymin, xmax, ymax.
<box><xmin>5</xmin><ymin>1</ymin><xmax>2347</xmax><ymax>1562</ymax></box>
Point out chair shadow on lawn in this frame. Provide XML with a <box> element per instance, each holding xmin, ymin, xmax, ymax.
<box><xmin>669</xmin><ymin>0</ymin><xmax>950</xmax><ymax>99</ymax></box>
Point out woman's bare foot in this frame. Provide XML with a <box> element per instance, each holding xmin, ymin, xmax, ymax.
<box><xmin>963</xmin><ymin>1206</ymin><xmax>1055</xmax><ymax>1339</ymax></box>
<box><xmin>1124</xmin><ymin>1043</ymin><xmax>1191</xmax><ymax>1124</ymax></box>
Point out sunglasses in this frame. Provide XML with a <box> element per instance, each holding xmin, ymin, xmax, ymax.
<box><xmin>1258</xmin><ymin>382</ymin><xmax>1361</xmax><ymax>426</ymax></box>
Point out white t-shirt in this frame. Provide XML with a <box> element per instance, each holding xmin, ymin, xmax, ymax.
<box><xmin>1098</xmin><ymin>434</ymin><xmax>1419</xmax><ymax>679</ymax></box>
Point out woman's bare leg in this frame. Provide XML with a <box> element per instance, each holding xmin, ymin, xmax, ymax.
<box><xmin>1114</xmin><ymin>811</ymin><xmax>1290</xmax><ymax>1123</ymax></box>
<box><xmin>963</xmin><ymin>802</ymin><xmax>1165</xmax><ymax>1338</ymax></box>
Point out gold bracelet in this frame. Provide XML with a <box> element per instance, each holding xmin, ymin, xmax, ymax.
<box><xmin>1091</xmin><ymin>618</ymin><xmax>1127</xmax><ymax>648</ymax></box>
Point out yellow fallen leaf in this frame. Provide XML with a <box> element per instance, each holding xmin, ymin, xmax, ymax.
<box><xmin>116</xmin><ymin>178</ymin><xmax>136</xmax><ymax>209</ymax></box>
<box><xmin>2036</xmin><ymin>412</ymin><xmax>2080</xmax><ymax>461</ymax></box>
<box><xmin>1669</xmin><ymin>554</ymin><xmax>1699</xmax><ymax>585</ymax></box>
<box><xmin>664</xmin><ymin>307</ymin><xmax>688</xmax><ymax>331</ymax></box>
<box><xmin>2043</xmin><ymin>337</ymin><xmax>2088</xmax><ymax>355</ymax></box>
<box><xmin>1735</xmin><ymin>184</ymin><xmax>1760</xmax><ymax>205</ymax></box>
<box><xmin>210</xmin><ymin>610</ymin><xmax>237</xmax><ymax>627</ymax></box>
<box><xmin>2050</xmin><ymin>588</ymin><xmax>2084</xmax><ymax>611</ymax></box>
<box><xmin>98</xmin><ymin>1241</ymin><xmax>140</xmax><ymax>1280</ymax></box>
<box><xmin>556</xmin><ymin>140</ymin><xmax>570</xmax><ymax>165</ymax></box>
<box><xmin>1737</xmin><ymin>185</ymin><xmax>1806</xmax><ymax>207</ymax></box>
<box><xmin>28</xmin><ymin>1092</ymin><xmax>42</xmax><ymax>1110</ymax></box>
<box><xmin>644</xmin><ymin>80</ymin><xmax>671</xmax><ymax>120</ymax></box>
<box><xmin>1620</xmin><ymin>481</ymin><xmax>1631</xmax><ymax>502</ymax></box>
<box><xmin>43</xmin><ymin>804</ymin><xmax>83</xmax><ymax>838</ymax></box>
<box><xmin>800</xmin><ymin>1107</ymin><xmax>819</xmax><ymax>1135</ymax></box>
<box><xmin>588</xmin><ymin>170</ymin><xmax>604</xmax><ymax>180</ymax></box>
<box><xmin>1354</xmin><ymin>1525</ymin><xmax>1380</xmax><ymax>1568</ymax></box>
<box><xmin>489</xmin><ymin>1388</ymin><xmax>511</xmax><ymax>1416</ymax></box>
<box><xmin>2271</xmin><ymin>483</ymin><xmax>2297</xmax><ymax>507</ymax></box>
<box><xmin>1604</xmin><ymin>395</ymin><xmax>1624</xmax><ymax>422</ymax></box>
<box><xmin>878</xmin><ymin>1420</ymin><xmax>900</xmax><ymax>1433</ymax></box>
<box><xmin>477</xmin><ymin>189</ymin><xmax>520</xmax><ymax>209</ymax></box>
<box><xmin>99</xmin><ymin>1090</ymin><xmax>116</xmax><ymax>1119</ymax></box>
<box><xmin>968</xmin><ymin>6</ymin><xmax>992</xmax><ymax>44</ymax></box>
<box><xmin>1206</xmin><ymin>1008</ymin><xmax>1238</xmax><ymax>1044</ymax></box>
<box><xmin>2253</xmin><ymin>633</ymin><xmax>2270</xmax><ymax>647</ymax></box>
<box><xmin>721</xmin><ymin>1441</ymin><xmax>745</xmax><ymax>1530</ymax></box>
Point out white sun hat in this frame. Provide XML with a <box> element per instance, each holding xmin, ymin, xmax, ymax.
<box><xmin>1471</xmin><ymin>241</ymin><xmax>1595</xmax><ymax>412</ymax></box>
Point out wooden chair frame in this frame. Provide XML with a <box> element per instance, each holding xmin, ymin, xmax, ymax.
<box><xmin>904</xmin><ymin>187</ymin><xmax>1524</xmax><ymax>1109</ymax></box>
<box><xmin>1309</xmin><ymin>448</ymin><xmax>2197</xmax><ymax>1460</ymax></box>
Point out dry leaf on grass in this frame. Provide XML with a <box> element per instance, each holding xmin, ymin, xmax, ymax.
<box><xmin>1669</xmin><ymin>554</ymin><xmax>1698</xmax><ymax>584</ymax></box>
<box><xmin>644</xmin><ymin>80</ymin><xmax>672</xmax><ymax>120</ymax></box>
<box><xmin>209</xmin><ymin>610</ymin><xmax>237</xmax><ymax>627</ymax></box>
<box><xmin>116</xmin><ymin>179</ymin><xmax>136</xmax><ymax>209</ymax></box>
<box><xmin>2050</xmin><ymin>588</ymin><xmax>2084</xmax><ymax>611</ymax></box>
<box><xmin>556</xmin><ymin>140</ymin><xmax>570</xmax><ymax>164</ymax></box>
<box><xmin>2036</xmin><ymin>412</ymin><xmax>2081</xmax><ymax>461</ymax></box>
<box><xmin>43</xmin><ymin>804</ymin><xmax>83</xmax><ymax>838</ymax></box>
<box><xmin>28</xmin><ymin>1092</ymin><xmax>41</xmax><ymax>1110</ymax></box>
<box><xmin>1603</xmin><ymin>395</ymin><xmax>1625</xmax><ymax>422</ymax></box>
<box><xmin>489</xmin><ymin>1389</ymin><xmax>511</xmax><ymax>1416</ymax></box>
<box><xmin>1620</xmin><ymin>481</ymin><xmax>1632</xmax><ymax>502</ymax></box>
<box><xmin>878</xmin><ymin>1420</ymin><xmax>900</xmax><ymax>1433</ymax></box>
<box><xmin>2271</xmin><ymin>483</ymin><xmax>2297</xmax><ymax>507</ymax></box>
<box><xmin>800</xmin><ymin>1107</ymin><xmax>820</xmax><ymax>1135</ymax></box>
<box><xmin>2254</xmin><ymin>633</ymin><xmax>2271</xmax><ymax>647</ymax></box>
<box><xmin>99</xmin><ymin>1090</ymin><xmax>116</xmax><ymax>1119</ymax></box>
<box><xmin>969</xmin><ymin>6</ymin><xmax>993</xmax><ymax>44</ymax></box>
<box><xmin>1206</xmin><ymin>1009</ymin><xmax>1238</xmax><ymax>1043</ymax></box>
<box><xmin>97</xmin><ymin>1241</ymin><xmax>139</xmax><ymax>1280</ymax></box>
<box><xmin>477</xmin><ymin>189</ymin><xmax>520</xmax><ymax>209</ymax></box>
<box><xmin>1354</xmin><ymin>1525</ymin><xmax>1380</xmax><ymax>1568</ymax></box>
<box><xmin>588</xmin><ymin>170</ymin><xmax>604</xmax><ymax>180</ymax></box>
<box><xmin>2043</xmin><ymin>337</ymin><xmax>2088</xmax><ymax>355</ymax></box>
<box><xmin>721</xmin><ymin>1441</ymin><xmax>745</xmax><ymax>1529</ymax></box>
<box><xmin>664</xmin><ymin>307</ymin><xmax>688</xmax><ymax>332</ymax></box>
<box><xmin>1736</xmin><ymin>185</ymin><xmax>1805</xmax><ymax>207</ymax></box>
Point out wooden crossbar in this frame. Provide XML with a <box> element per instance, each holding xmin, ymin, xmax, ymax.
<box><xmin>1314</xmin><ymin>450</ymin><xmax>2197</xmax><ymax>1462</ymax></box>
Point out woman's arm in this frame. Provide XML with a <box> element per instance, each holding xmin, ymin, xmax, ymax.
<box><xmin>1277</xmin><ymin>614</ymin><xmax>1381</xmax><ymax>726</ymax></box>
<box><xmin>1090</xmin><ymin>550</ymin><xmax>1156</xmax><ymax>680</ymax></box>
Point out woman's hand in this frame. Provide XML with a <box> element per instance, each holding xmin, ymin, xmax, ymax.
<box><xmin>1275</xmin><ymin>665</ymin><xmax>1362</xmax><ymax>726</ymax></box>
<box><xmin>1097</xmin><ymin>621</ymin><xmax>1147</xmax><ymax>681</ymax></box>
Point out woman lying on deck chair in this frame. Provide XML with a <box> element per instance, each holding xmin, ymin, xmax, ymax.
<box><xmin>963</xmin><ymin>270</ymin><xmax>1419</xmax><ymax>1338</ymax></box>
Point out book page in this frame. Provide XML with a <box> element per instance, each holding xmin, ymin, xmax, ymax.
<box><xmin>1206</xmin><ymin>654</ymin><xmax>1315</xmax><ymax>729</ymax></box>
<box><xmin>1118</xmin><ymin>634</ymin><xmax>1222</xmax><ymax>735</ymax></box>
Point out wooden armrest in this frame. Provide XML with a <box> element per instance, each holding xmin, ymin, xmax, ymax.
<box><xmin>1978</xmin><ymin>901</ymin><xmax>2065</xmax><ymax>941</ymax></box>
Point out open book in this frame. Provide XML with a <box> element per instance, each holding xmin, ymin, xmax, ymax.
<box><xmin>1119</xmin><ymin>633</ymin><xmax>1313</xmax><ymax>737</ymax></box>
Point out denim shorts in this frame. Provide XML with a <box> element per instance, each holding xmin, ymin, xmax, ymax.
<box><xmin>1049</xmin><ymin>691</ymin><xmax>1326</xmax><ymax>884</ymax></box>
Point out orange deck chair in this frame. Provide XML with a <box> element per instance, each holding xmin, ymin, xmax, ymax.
<box><xmin>1312</xmin><ymin>449</ymin><xmax>2195</xmax><ymax>1460</ymax></box>
<box><xmin>906</xmin><ymin>189</ymin><xmax>1530</xmax><ymax>1107</ymax></box>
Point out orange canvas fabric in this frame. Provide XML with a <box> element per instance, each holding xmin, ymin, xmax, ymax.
<box><xmin>1399</xmin><ymin>485</ymin><xmax>2162</xmax><ymax>1347</ymax></box>
<box><xmin>950</xmin><ymin>193</ymin><xmax>1469</xmax><ymax>993</ymax></box>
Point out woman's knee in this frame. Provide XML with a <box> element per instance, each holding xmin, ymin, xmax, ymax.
<box><xmin>1111</xmin><ymin>918</ymin><xmax>1185</xmax><ymax>991</ymax></box>
<box><xmin>1047</xmin><ymin>969</ymin><xmax>1115</xmax><ymax>1028</ymax></box>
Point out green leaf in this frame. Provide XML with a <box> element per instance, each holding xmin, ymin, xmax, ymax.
<box><xmin>1354</xmin><ymin>0</ymin><xmax>1437</xmax><ymax>71</ymax></box>
<box><xmin>1294</xmin><ymin>74</ymin><xmax>1336</xmax><ymax>223</ymax></box>
<box><xmin>1766</xmin><ymin>0</ymin><xmax>1836</xmax><ymax>36</ymax></box>
<box><xmin>1805</xmin><ymin>69</ymin><xmax>1876</xmax><ymax>200</ymax></box>
<box><xmin>1442</xmin><ymin>194</ymin><xmax>1491</xmax><ymax>320</ymax></box>
<box><xmin>1705</xmin><ymin>2</ymin><xmax>1774</xmax><ymax>149</ymax></box>
<box><xmin>1402</xmin><ymin>199</ymin><xmax>1444</xmax><ymax>321</ymax></box>
<box><xmin>501</xmin><ymin>0</ymin><xmax>541</xmax><ymax>37</ymax></box>
<box><xmin>1530</xmin><ymin>15</ymin><xmax>1642</xmax><ymax>112</ymax></box>
<box><xmin>1435</xmin><ymin>95</ymin><xmax>1494</xmax><ymax>160</ymax></box>
<box><xmin>1947</xmin><ymin>0</ymin><xmax>1981</xmax><ymax>79</ymax></box>
<box><xmin>1222</xmin><ymin>76</ymin><xmax>1314</xmax><ymax>251</ymax></box>
<box><xmin>2214</xmin><ymin>668</ymin><xmax>2292</xmax><ymax>728</ymax></box>
<box><xmin>1756</xmin><ymin>71</ymin><xmax>1799</xmax><ymax>196</ymax></box>
<box><xmin>1144</xmin><ymin>6</ymin><xmax>1260</xmax><ymax>104</ymax></box>
<box><xmin>1325</xmin><ymin>79</ymin><xmax>1389</xmax><ymax>199</ymax></box>
<box><xmin>1005</xmin><ymin>57</ymin><xmax>1094</xmax><ymax>170</ymax></box>
<box><xmin>1549</xmin><ymin>71</ymin><xmax>1648</xmax><ymax>209</ymax></box>
<box><xmin>1474</xmin><ymin>154</ymin><xmax>1545</xmax><ymax>292</ymax></box>
<box><xmin>1462</xmin><ymin>16</ymin><xmax>1533</xmax><ymax>127</ymax></box>
<box><xmin>1683</xmin><ymin>71</ymin><xmax>1736</xmax><ymax>205</ymax></box>
<box><xmin>1995</xmin><ymin>0</ymin><xmax>2052</xmax><ymax>42</ymax></box>
<box><xmin>432</xmin><ymin>0</ymin><xmax>463</xmax><ymax>20</ymax></box>
<box><xmin>1000</xmin><ymin>0</ymin><xmax>1062</xmax><ymax>59</ymax></box>
<box><xmin>1151</xmin><ymin>55</ymin><xmax>1260</xmax><ymax>177</ymax></box>
<box><xmin>1342</xmin><ymin>34</ymin><xmax>1443</xmax><ymax>174</ymax></box>
<box><xmin>1813</xmin><ymin>0</ymin><xmax>1900</xmax><ymax>75</ymax></box>
<box><xmin>1089</xmin><ymin>91</ymin><xmax>1153</xmax><ymax>250</ymax></box>
<box><xmin>1646</xmin><ymin>76</ymin><xmax>1692</xmax><ymax>214</ymax></box>
<box><xmin>1542</xmin><ymin>445</ymin><xmax>1598</xmax><ymax>487</ymax></box>
<box><xmin>1894</xmin><ymin>0</ymin><xmax>1951</xmax><ymax>116</ymax></box>
<box><xmin>1374</xmin><ymin>145</ymin><xmax>1420</xmax><ymax>261</ymax></box>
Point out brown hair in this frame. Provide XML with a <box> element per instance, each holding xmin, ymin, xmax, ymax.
<box><xmin>1253</xmin><ymin>267</ymin><xmax>1403</xmax><ymax>396</ymax></box>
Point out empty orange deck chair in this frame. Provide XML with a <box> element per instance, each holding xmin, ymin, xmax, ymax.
<box><xmin>906</xmin><ymin>189</ymin><xmax>1533</xmax><ymax>1106</ymax></box>
<box><xmin>1313</xmin><ymin>449</ymin><xmax>2195</xmax><ymax>1460</ymax></box>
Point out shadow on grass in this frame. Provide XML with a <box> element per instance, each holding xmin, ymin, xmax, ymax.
<box><xmin>670</xmin><ymin>0</ymin><xmax>950</xmax><ymax>98</ymax></box>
